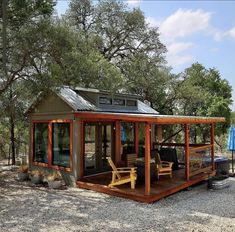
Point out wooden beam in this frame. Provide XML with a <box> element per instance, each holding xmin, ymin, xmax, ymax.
<box><xmin>157</xmin><ymin>125</ymin><xmax>163</xmax><ymax>142</ymax></box>
<box><xmin>156</xmin><ymin>125</ymin><xmax>162</xmax><ymax>150</ymax></box>
<box><xmin>115</xmin><ymin>121</ymin><xmax>121</xmax><ymax>163</ymax></box>
<box><xmin>31</xmin><ymin>122</ymin><xmax>35</xmax><ymax>164</ymax></box>
<box><xmin>189</xmin><ymin>144</ymin><xmax>212</xmax><ymax>152</ymax></box>
<box><xmin>145</xmin><ymin>122</ymin><xmax>151</xmax><ymax>196</ymax></box>
<box><xmin>70</xmin><ymin>122</ymin><xmax>73</xmax><ymax>171</ymax></box>
<box><xmin>48</xmin><ymin>122</ymin><xmax>52</xmax><ymax>167</ymax></box>
<box><xmin>74</xmin><ymin>112</ymin><xmax>225</xmax><ymax>124</ymax></box>
<box><xmin>184</xmin><ymin>124</ymin><xmax>190</xmax><ymax>181</ymax></box>
<box><xmin>154</xmin><ymin>142</ymin><xmax>211</xmax><ymax>148</ymax></box>
<box><xmin>135</xmin><ymin>122</ymin><xmax>139</xmax><ymax>156</ymax></box>
<box><xmin>211</xmin><ymin>123</ymin><xmax>215</xmax><ymax>171</ymax></box>
<box><xmin>150</xmin><ymin>124</ymin><xmax>155</xmax><ymax>149</ymax></box>
<box><xmin>80</xmin><ymin>121</ymin><xmax>84</xmax><ymax>178</ymax></box>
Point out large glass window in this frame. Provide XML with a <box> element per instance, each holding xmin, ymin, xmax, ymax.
<box><xmin>52</xmin><ymin>123</ymin><xmax>71</xmax><ymax>168</ymax></box>
<box><xmin>84</xmin><ymin>124</ymin><xmax>96</xmax><ymax>170</ymax></box>
<box><xmin>138</xmin><ymin>123</ymin><xmax>145</xmax><ymax>157</ymax></box>
<box><xmin>121</xmin><ymin>122</ymin><xmax>135</xmax><ymax>161</ymax></box>
<box><xmin>34</xmin><ymin>123</ymin><xmax>48</xmax><ymax>163</ymax></box>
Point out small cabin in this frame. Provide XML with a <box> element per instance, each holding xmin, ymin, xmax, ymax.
<box><xmin>28</xmin><ymin>86</ymin><xmax>225</xmax><ymax>203</ymax></box>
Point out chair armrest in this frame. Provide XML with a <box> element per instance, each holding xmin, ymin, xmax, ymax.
<box><xmin>117</xmin><ymin>167</ymin><xmax>137</xmax><ymax>170</ymax></box>
<box><xmin>162</xmin><ymin>161</ymin><xmax>173</xmax><ymax>168</ymax></box>
<box><xmin>162</xmin><ymin>161</ymin><xmax>173</xmax><ymax>165</ymax></box>
<box><xmin>113</xmin><ymin>170</ymin><xmax>136</xmax><ymax>174</ymax></box>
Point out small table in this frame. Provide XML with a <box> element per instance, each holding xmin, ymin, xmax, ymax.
<box><xmin>135</xmin><ymin>159</ymin><xmax>157</xmax><ymax>183</ymax></box>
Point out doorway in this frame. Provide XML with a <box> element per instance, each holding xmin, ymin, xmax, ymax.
<box><xmin>84</xmin><ymin>122</ymin><xmax>115</xmax><ymax>175</ymax></box>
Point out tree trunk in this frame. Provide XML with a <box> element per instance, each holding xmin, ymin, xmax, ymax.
<box><xmin>9</xmin><ymin>87</ymin><xmax>16</xmax><ymax>165</ymax></box>
<box><xmin>10</xmin><ymin>112</ymin><xmax>15</xmax><ymax>165</ymax></box>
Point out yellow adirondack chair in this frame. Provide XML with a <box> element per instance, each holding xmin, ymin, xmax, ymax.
<box><xmin>107</xmin><ymin>157</ymin><xmax>137</xmax><ymax>189</ymax></box>
<box><xmin>156</xmin><ymin>153</ymin><xmax>173</xmax><ymax>179</ymax></box>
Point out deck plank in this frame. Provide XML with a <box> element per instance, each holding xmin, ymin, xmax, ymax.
<box><xmin>77</xmin><ymin>169</ymin><xmax>215</xmax><ymax>203</ymax></box>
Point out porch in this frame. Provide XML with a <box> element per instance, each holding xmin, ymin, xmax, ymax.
<box><xmin>77</xmin><ymin>168</ymin><xmax>215</xmax><ymax>203</ymax></box>
<box><xmin>77</xmin><ymin>111</ymin><xmax>222</xmax><ymax>202</ymax></box>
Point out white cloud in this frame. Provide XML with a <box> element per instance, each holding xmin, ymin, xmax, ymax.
<box><xmin>146</xmin><ymin>17</ymin><xmax>160</xmax><ymax>28</ymax></box>
<box><xmin>127</xmin><ymin>0</ymin><xmax>140</xmax><ymax>6</ymax></box>
<box><xmin>167</xmin><ymin>42</ymin><xmax>195</xmax><ymax>55</ymax></box>
<box><xmin>226</xmin><ymin>27</ymin><xmax>235</xmax><ymax>39</ymax></box>
<box><xmin>166</xmin><ymin>42</ymin><xmax>195</xmax><ymax>67</ymax></box>
<box><xmin>167</xmin><ymin>54</ymin><xmax>193</xmax><ymax>67</ymax></box>
<box><xmin>152</xmin><ymin>9</ymin><xmax>208</xmax><ymax>67</ymax></box>
<box><xmin>159</xmin><ymin>9</ymin><xmax>212</xmax><ymax>41</ymax></box>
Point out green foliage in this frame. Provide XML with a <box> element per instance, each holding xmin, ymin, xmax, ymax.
<box><xmin>66</xmin><ymin>0</ymin><xmax>166</xmax><ymax>64</ymax></box>
<box><xmin>175</xmin><ymin>63</ymin><xmax>232</xmax><ymax>141</ymax></box>
<box><xmin>0</xmin><ymin>0</ymin><xmax>233</xmax><ymax>160</ymax></box>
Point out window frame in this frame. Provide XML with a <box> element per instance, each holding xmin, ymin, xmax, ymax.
<box><xmin>32</xmin><ymin>120</ymin><xmax>73</xmax><ymax>173</ymax></box>
<box><xmin>126</xmin><ymin>99</ymin><xmax>137</xmax><ymax>107</ymax></box>
<box><xmin>113</xmin><ymin>98</ymin><xmax>126</xmax><ymax>106</ymax></box>
<box><xmin>99</xmin><ymin>96</ymin><xmax>112</xmax><ymax>105</ymax></box>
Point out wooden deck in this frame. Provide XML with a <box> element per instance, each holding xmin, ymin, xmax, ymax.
<box><xmin>77</xmin><ymin>169</ymin><xmax>215</xmax><ymax>203</ymax></box>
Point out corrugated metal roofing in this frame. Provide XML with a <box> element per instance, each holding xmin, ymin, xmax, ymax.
<box><xmin>26</xmin><ymin>86</ymin><xmax>159</xmax><ymax>114</ymax></box>
<box><xmin>58</xmin><ymin>87</ymin><xmax>98</xmax><ymax>111</ymax></box>
<box><xmin>58</xmin><ymin>87</ymin><xmax>159</xmax><ymax>114</ymax></box>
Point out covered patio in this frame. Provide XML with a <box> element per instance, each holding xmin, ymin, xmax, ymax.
<box><xmin>77</xmin><ymin>111</ymin><xmax>224</xmax><ymax>203</ymax></box>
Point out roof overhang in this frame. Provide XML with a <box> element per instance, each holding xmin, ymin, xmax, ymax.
<box><xmin>74</xmin><ymin>111</ymin><xmax>225</xmax><ymax>124</ymax></box>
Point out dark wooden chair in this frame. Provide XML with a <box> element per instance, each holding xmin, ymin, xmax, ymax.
<box><xmin>125</xmin><ymin>153</ymin><xmax>137</xmax><ymax>167</ymax></box>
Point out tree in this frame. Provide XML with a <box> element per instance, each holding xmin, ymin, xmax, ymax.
<box><xmin>0</xmin><ymin>0</ymin><xmax>55</xmax><ymax>164</ymax></box>
<box><xmin>0</xmin><ymin>0</ymin><xmax>55</xmax><ymax>95</ymax></box>
<box><xmin>66</xmin><ymin>0</ymin><xmax>166</xmax><ymax>65</ymax></box>
<box><xmin>175</xmin><ymin>63</ymin><xmax>232</xmax><ymax>142</ymax></box>
<box><xmin>122</xmin><ymin>52</ymin><xmax>173</xmax><ymax>114</ymax></box>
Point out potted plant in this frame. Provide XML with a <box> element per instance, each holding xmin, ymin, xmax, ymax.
<box><xmin>30</xmin><ymin>170</ymin><xmax>44</xmax><ymax>184</ymax></box>
<box><xmin>18</xmin><ymin>165</ymin><xmax>29</xmax><ymax>181</ymax></box>
<box><xmin>47</xmin><ymin>172</ymin><xmax>62</xmax><ymax>189</ymax></box>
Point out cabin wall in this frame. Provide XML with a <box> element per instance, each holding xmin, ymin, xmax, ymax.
<box><xmin>34</xmin><ymin>93</ymin><xmax>72</xmax><ymax>113</ymax></box>
<box><xmin>28</xmin><ymin>93</ymin><xmax>81</xmax><ymax>186</ymax></box>
<box><xmin>29</xmin><ymin>113</ymin><xmax>79</xmax><ymax>186</ymax></box>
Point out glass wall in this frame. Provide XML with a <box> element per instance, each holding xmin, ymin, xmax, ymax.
<box><xmin>34</xmin><ymin>123</ymin><xmax>48</xmax><ymax>163</ymax></box>
<box><xmin>52</xmin><ymin>123</ymin><xmax>71</xmax><ymax>168</ymax></box>
<box><xmin>121</xmin><ymin>122</ymin><xmax>135</xmax><ymax>161</ymax></box>
<box><xmin>138</xmin><ymin>123</ymin><xmax>145</xmax><ymax>157</ymax></box>
<box><xmin>84</xmin><ymin>123</ymin><xmax>114</xmax><ymax>175</ymax></box>
<box><xmin>84</xmin><ymin>124</ymin><xmax>96</xmax><ymax>170</ymax></box>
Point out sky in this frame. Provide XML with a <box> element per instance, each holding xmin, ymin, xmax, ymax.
<box><xmin>56</xmin><ymin>0</ymin><xmax>235</xmax><ymax>110</ymax></box>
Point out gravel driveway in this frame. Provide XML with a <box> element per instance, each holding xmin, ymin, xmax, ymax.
<box><xmin>0</xmin><ymin>168</ymin><xmax>234</xmax><ymax>232</ymax></box>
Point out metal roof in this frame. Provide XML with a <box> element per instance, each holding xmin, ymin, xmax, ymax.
<box><xmin>59</xmin><ymin>87</ymin><xmax>158</xmax><ymax>114</ymax></box>
<box><xmin>58</xmin><ymin>87</ymin><xmax>98</xmax><ymax>111</ymax></box>
<box><xmin>74</xmin><ymin>86</ymin><xmax>141</xmax><ymax>98</ymax></box>
<box><xmin>27</xmin><ymin>86</ymin><xmax>159</xmax><ymax>114</ymax></box>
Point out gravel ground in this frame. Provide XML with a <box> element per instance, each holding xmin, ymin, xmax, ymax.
<box><xmin>0</xmin><ymin>167</ymin><xmax>234</xmax><ymax>232</ymax></box>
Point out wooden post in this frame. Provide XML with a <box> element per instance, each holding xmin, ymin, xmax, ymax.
<box><xmin>31</xmin><ymin>121</ymin><xmax>34</xmax><ymax>164</ymax></box>
<box><xmin>157</xmin><ymin>125</ymin><xmax>163</xmax><ymax>150</ymax></box>
<box><xmin>145</xmin><ymin>122</ymin><xmax>151</xmax><ymax>196</ymax></box>
<box><xmin>135</xmin><ymin>122</ymin><xmax>139</xmax><ymax>157</ymax></box>
<box><xmin>184</xmin><ymin>124</ymin><xmax>190</xmax><ymax>181</ymax></box>
<box><xmin>48</xmin><ymin>122</ymin><xmax>52</xmax><ymax>167</ymax></box>
<box><xmin>211</xmin><ymin>123</ymin><xmax>215</xmax><ymax>171</ymax></box>
<box><xmin>115</xmin><ymin>121</ymin><xmax>121</xmax><ymax>163</ymax></box>
<box><xmin>80</xmin><ymin>121</ymin><xmax>84</xmax><ymax>178</ymax></box>
<box><xmin>151</xmin><ymin>124</ymin><xmax>155</xmax><ymax>149</ymax></box>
